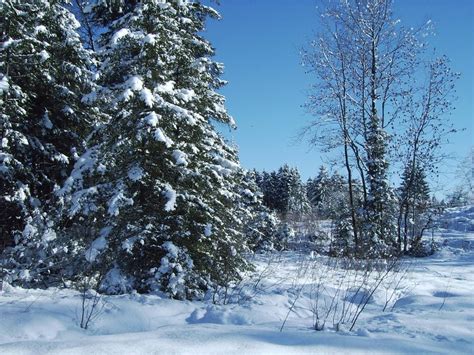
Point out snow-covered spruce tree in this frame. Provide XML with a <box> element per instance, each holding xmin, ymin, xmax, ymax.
<box><xmin>58</xmin><ymin>0</ymin><xmax>250</xmax><ymax>299</ymax></box>
<box><xmin>259</xmin><ymin>170</ymin><xmax>279</xmax><ymax>212</ymax></box>
<box><xmin>364</xmin><ymin>117</ymin><xmax>398</xmax><ymax>255</ymax></box>
<box><xmin>274</xmin><ymin>165</ymin><xmax>295</xmax><ymax>217</ymax></box>
<box><xmin>306</xmin><ymin>166</ymin><xmax>330</xmax><ymax>216</ymax></box>
<box><xmin>260</xmin><ymin>165</ymin><xmax>310</xmax><ymax>219</ymax></box>
<box><xmin>306</xmin><ymin>166</ymin><xmax>348</xmax><ymax>220</ymax></box>
<box><xmin>0</xmin><ymin>0</ymin><xmax>95</xmax><ymax>278</ymax></box>
<box><xmin>329</xmin><ymin>177</ymin><xmax>364</xmax><ymax>256</ymax></box>
<box><xmin>237</xmin><ymin>170</ymin><xmax>283</xmax><ymax>252</ymax></box>
<box><xmin>283</xmin><ymin>166</ymin><xmax>311</xmax><ymax>220</ymax></box>
<box><xmin>328</xmin><ymin>172</ymin><xmax>349</xmax><ymax>214</ymax></box>
<box><xmin>398</xmin><ymin>164</ymin><xmax>431</xmax><ymax>254</ymax></box>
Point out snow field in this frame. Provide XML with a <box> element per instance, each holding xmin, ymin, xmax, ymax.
<box><xmin>1</xmin><ymin>212</ymin><xmax>473</xmax><ymax>354</ymax></box>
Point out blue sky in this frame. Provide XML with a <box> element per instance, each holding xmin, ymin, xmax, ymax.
<box><xmin>204</xmin><ymin>0</ymin><xmax>473</xmax><ymax>192</ymax></box>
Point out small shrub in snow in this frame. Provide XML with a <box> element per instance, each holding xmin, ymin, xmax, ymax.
<box><xmin>280</xmin><ymin>254</ymin><xmax>411</xmax><ymax>333</ymax></box>
<box><xmin>76</xmin><ymin>276</ymin><xmax>106</xmax><ymax>330</ymax></box>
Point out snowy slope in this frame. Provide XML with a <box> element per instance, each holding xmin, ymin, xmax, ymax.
<box><xmin>1</xmin><ymin>208</ymin><xmax>473</xmax><ymax>354</ymax></box>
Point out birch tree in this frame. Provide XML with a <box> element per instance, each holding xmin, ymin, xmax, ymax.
<box><xmin>302</xmin><ymin>0</ymin><xmax>458</xmax><ymax>256</ymax></box>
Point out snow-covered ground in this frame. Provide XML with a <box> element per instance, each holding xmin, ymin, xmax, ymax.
<box><xmin>1</xmin><ymin>207</ymin><xmax>473</xmax><ymax>354</ymax></box>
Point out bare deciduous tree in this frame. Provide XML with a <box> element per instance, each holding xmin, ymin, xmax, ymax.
<box><xmin>302</xmin><ymin>0</ymin><xmax>458</xmax><ymax>256</ymax></box>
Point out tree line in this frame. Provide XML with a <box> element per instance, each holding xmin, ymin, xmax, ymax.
<box><xmin>249</xmin><ymin>163</ymin><xmax>442</xmax><ymax>257</ymax></box>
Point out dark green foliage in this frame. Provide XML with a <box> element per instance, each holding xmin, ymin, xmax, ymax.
<box><xmin>364</xmin><ymin>124</ymin><xmax>398</xmax><ymax>254</ymax></box>
<box><xmin>55</xmin><ymin>0</ymin><xmax>250</xmax><ymax>298</ymax></box>
<box><xmin>237</xmin><ymin>170</ymin><xmax>282</xmax><ymax>252</ymax></box>
<box><xmin>256</xmin><ymin>165</ymin><xmax>310</xmax><ymax>219</ymax></box>
<box><xmin>307</xmin><ymin>166</ymin><xmax>347</xmax><ymax>219</ymax></box>
<box><xmin>1</xmin><ymin>0</ymin><xmax>94</xmax><ymax>257</ymax></box>
<box><xmin>398</xmin><ymin>164</ymin><xmax>432</xmax><ymax>254</ymax></box>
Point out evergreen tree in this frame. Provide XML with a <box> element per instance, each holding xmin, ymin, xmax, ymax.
<box><xmin>258</xmin><ymin>171</ymin><xmax>278</xmax><ymax>212</ymax></box>
<box><xmin>286</xmin><ymin>167</ymin><xmax>311</xmax><ymax>218</ymax></box>
<box><xmin>327</xmin><ymin>172</ymin><xmax>349</xmax><ymax>217</ymax></box>
<box><xmin>0</xmin><ymin>0</ymin><xmax>94</xmax><ymax>273</ymax></box>
<box><xmin>364</xmin><ymin>118</ymin><xmax>397</xmax><ymax>254</ymax></box>
<box><xmin>55</xmin><ymin>0</ymin><xmax>250</xmax><ymax>298</ymax></box>
<box><xmin>237</xmin><ymin>170</ymin><xmax>282</xmax><ymax>252</ymax></box>
<box><xmin>274</xmin><ymin>165</ymin><xmax>293</xmax><ymax>216</ymax></box>
<box><xmin>307</xmin><ymin>166</ymin><xmax>329</xmax><ymax>212</ymax></box>
<box><xmin>307</xmin><ymin>167</ymin><xmax>349</xmax><ymax>220</ymax></box>
<box><xmin>257</xmin><ymin>165</ymin><xmax>310</xmax><ymax>219</ymax></box>
<box><xmin>399</xmin><ymin>164</ymin><xmax>431</xmax><ymax>253</ymax></box>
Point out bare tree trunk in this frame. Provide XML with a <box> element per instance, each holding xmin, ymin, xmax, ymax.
<box><xmin>344</xmin><ymin>136</ymin><xmax>358</xmax><ymax>253</ymax></box>
<box><xmin>403</xmin><ymin>206</ymin><xmax>409</xmax><ymax>253</ymax></box>
<box><xmin>338</xmin><ymin>39</ymin><xmax>359</xmax><ymax>254</ymax></box>
<box><xmin>350</xmin><ymin>142</ymin><xmax>368</xmax><ymax>205</ymax></box>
